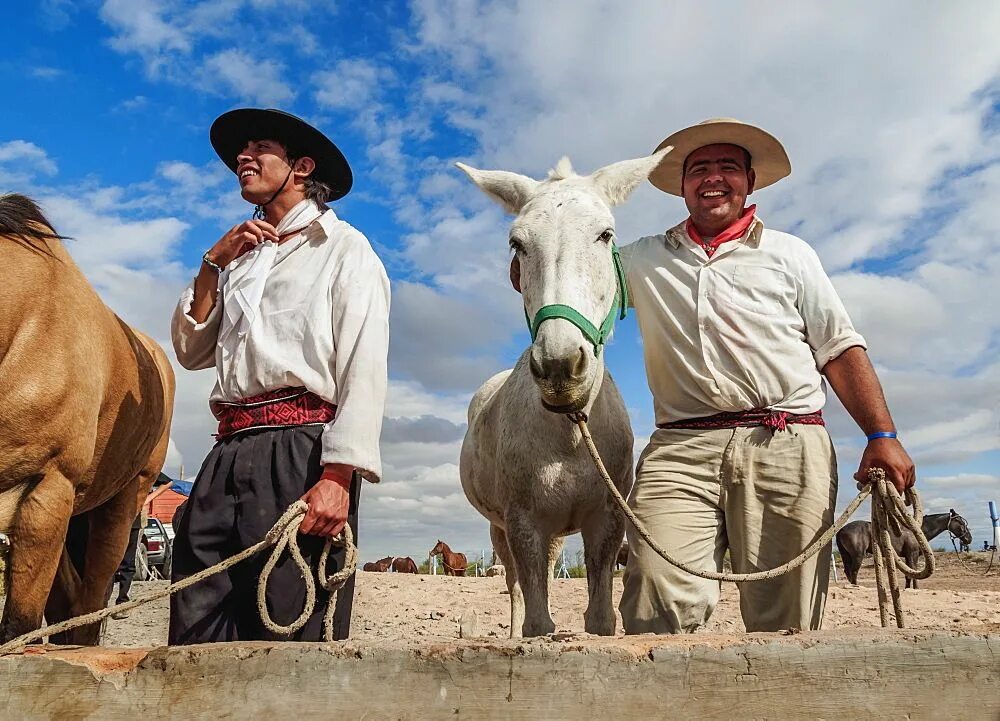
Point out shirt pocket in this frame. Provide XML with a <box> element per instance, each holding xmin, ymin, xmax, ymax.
<box><xmin>727</xmin><ymin>265</ymin><xmax>791</xmax><ymax>315</ymax></box>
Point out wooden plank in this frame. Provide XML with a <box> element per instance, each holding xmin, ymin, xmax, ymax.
<box><xmin>0</xmin><ymin>631</ymin><xmax>996</xmax><ymax>720</ymax></box>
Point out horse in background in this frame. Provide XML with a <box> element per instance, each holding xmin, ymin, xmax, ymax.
<box><xmin>458</xmin><ymin>149</ymin><xmax>668</xmax><ymax>637</ymax></box>
<box><xmin>362</xmin><ymin>556</ymin><xmax>393</xmax><ymax>572</ymax></box>
<box><xmin>616</xmin><ymin>541</ymin><xmax>630</xmax><ymax>571</ymax></box>
<box><xmin>391</xmin><ymin>557</ymin><xmax>419</xmax><ymax>574</ymax></box>
<box><xmin>0</xmin><ymin>194</ymin><xmax>175</xmax><ymax>644</ymax></box>
<box><xmin>429</xmin><ymin>540</ymin><xmax>467</xmax><ymax>576</ymax></box>
<box><xmin>836</xmin><ymin>509</ymin><xmax>972</xmax><ymax>588</ymax></box>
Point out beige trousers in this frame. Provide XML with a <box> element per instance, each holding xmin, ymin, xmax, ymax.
<box><xmin>619</xmin><ymin>424</ymin><xmax>837</xmax><ymax>634</ymax></box>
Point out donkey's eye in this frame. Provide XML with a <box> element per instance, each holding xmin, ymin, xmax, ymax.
<box><xmin>509</xmin><ymin>238</ymin><xmax>524</xmax><ymax>253</ymax></box>
<box><xmin>598</xmin><ymin>229</ymin><xmax>614</xmax><ymax>243</ymax></box>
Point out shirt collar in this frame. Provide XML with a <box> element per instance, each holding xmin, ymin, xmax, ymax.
<box><xmin>664</xmin><ymin>214</ymin><xmax>764</xmax><ymax>249</ymax></box>
<box><xmin>314</xmin><ymin>207</ymin><xmax>339</xmax><ymax>240</ymax></box>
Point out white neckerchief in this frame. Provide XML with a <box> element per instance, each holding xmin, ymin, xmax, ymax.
<box><xmin>221</xmin><ymin>198</ymin><xmax>325</xmax><ymax>341</ymax></box>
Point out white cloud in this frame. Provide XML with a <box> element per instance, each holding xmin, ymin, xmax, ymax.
<box><xmin>315</xmin><ymin>59</ymin><xmax>395</xmax><ymax>111</ymax></box>
<box><xmin>29</xmin><ymin>66</ymin><xmax>64</xmax><ymax>80</ymax></box>
<box><xmin>0</xmin><ymin>140</ymin><xmax>58</xmax><ymax>185</ymax></box>
<box><xmin>100</xmin><ymin>0</ymin><xmax>191</xmax><ymax>62</ymax></box>
<box><xmin>200</xmin><ymin>49</ymin><xmax>295</xmax><ymax>106</ymax></box>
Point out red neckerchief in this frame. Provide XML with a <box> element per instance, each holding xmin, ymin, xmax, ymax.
<box><xmin>685</xmin><ymin>204</ymin><xmax>757</xmax><ymax>258</ymax></box>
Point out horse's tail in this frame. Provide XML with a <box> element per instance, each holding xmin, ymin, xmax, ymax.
<box><xmin>835</xmin><ymin>532</ymin><xmax>858</xmax><ymax>585</ymax></box>
<box><xmin>0</xmin><ymin>194</ymin><xmax>66</xmax><ymax>253</ymax></box>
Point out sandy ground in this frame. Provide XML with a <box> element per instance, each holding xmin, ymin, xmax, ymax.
<box><xmin>100</xmin><ymin>552</ymin><xmax>1000</xmax><ymax>647</ymax></box>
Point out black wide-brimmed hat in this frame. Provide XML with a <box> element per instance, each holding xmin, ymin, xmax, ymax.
<box><xmin>210</xmin><ymin>108</ymin><xmax>353</xmax><ymax>200</ymax></box>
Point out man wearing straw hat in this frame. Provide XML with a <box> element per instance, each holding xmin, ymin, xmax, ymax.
<box><xmin>168</xmin><ymin>109</ymin><xmax>390</xmax><ymax>643</ymax></box>
<box><xmin>617</xmin><ymin>119</ymin><xmax>915</xmax><ymax>634</ymax></box>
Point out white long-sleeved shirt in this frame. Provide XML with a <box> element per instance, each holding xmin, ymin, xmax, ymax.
<box><xmin>621</xmin><ymin>216</ymin><xmax>865</xmax><ymax>425</ymax></box>
<box><xmin>171</xmin><ymin>209</ymin><xmax>390</xmax><ymax>482</ymax></box>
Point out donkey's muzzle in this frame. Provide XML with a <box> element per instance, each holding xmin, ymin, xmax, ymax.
<box><xmin>529</xmin><ymin>345</ymin><xmax>591</xmax><ymax>410</ymax></box>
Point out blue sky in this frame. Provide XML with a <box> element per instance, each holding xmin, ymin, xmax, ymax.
<box><xmin>1</xmin><ymin>1</ymin><xmax>998</xmax><ymax>560</ymax></box>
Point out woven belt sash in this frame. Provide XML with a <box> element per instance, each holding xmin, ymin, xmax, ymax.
<box><xmin>658</xmin><ymin>408</ymin><xmax>824</xmax><ymax>433</ymax></box>
<box><xmin>211</xmin><ymin>387</ymin><xmax>337</xmax><ymax>439</ymax></box>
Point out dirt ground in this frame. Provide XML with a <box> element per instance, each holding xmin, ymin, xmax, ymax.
<box><xmin>100</xmin><ymin>552</ymin><xmax>1000</xmax><ymax>647</ymax></box>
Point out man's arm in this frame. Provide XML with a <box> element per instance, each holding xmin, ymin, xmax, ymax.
<box><xmin>822</xmin><ymin>346</ymin><xmax>915</xmax><ymax>493</ymax></box>
<box><xmin>301</xmin><ymin>238</ymin><xmax>390</xmax><ymax>538</ymax></box>
<box><xmin>190</xmin><ymin>219</ymin><xmax>280</xmax><ymax>322</ymax></box>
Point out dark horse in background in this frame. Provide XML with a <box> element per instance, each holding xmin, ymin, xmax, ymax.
<box><xmin>362</xmin><ymin>556</ymin><xmax>393</xmax><ymax>572</ymax></box>
<box><xmin>0</xmin><ymin>195</ymin><xmax>175</xmax><ymax>644</ymax></box>
<box><xmin>836</xmin><ymin>510</ymin><xmax>972</xmax><ymax>589</ymax></box>
<box><xmin>391</xmin><ymin>557</ymin><xmax>419</xmax><ymax>574</ymax></box>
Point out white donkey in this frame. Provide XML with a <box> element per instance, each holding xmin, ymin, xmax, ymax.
<box><xmin>458</xmin><ymin>148</ymin><xmax>670</xmax><ymax>637</ymax></box>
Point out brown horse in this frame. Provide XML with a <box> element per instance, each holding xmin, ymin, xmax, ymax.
<box><xmin>429</xmin><ymin>540</ymin><xmax>467</xmax><ymax>577</ymax></box>
<box><xmin>0</xmin><ymin>195</ymin><xmax>175</xmax><ymax>645</ymax></box>
<box><xmin>362</xmin><ymin>556</ymin><xmax>393</xmax><ymax>572</ymax></box>
<box><xmin>391</xmin><ymin>556</ymin><xmax>419</xmax><ymax>574</ymax></box>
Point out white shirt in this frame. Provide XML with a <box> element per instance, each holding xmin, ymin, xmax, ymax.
<box><xmin>621</xmin><ymin>216</ymin><xmax>866</xmax><ymax>424</ymax></box>
<box><xmin>171</xmin><ymin>208</ymin><xmax>390</xmax><ymax>481</ymax></box>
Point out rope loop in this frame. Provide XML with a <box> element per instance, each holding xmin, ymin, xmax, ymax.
<box><xmin>568</xmin><ymin>415</ymin><xmax>935</xmax><ymax>628</ymax></box>
<box><xmin>0</xmin><ymin>500</ymin><xmax>357</xmax><ymax>655</ymax></box>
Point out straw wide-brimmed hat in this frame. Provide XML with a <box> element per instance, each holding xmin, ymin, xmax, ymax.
<box><xmin>210</xmin><ymin>108</ymin><xmax>353</xmax><ymax>200</ymax></box>
<box><xmin>649</xmin><ymin>118</ymin><xmax>791</xmax><ymax>196</ymax></box>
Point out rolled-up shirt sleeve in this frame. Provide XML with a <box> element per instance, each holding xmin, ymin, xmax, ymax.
<box><xmin>321</xmin><ymin>240</ymin><xmax>391</xmax><ymax>482</ymax></box>
<box><xmin>797</xmin><ymin>246</ymin><xmax>867</xmax><ymax>369</ymax></box>
<box><xmin>171</xmin><ymin>281</ymin><xmax>223</xmax><ymax>370</ymax></box>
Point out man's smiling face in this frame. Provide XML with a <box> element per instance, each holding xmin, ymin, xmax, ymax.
<box><xmin>236</xmin><ymin>138</ymin><xmax>294</xmax><ymax>204</ymax></box>
<box><xmin>682</xmin><ymin>143</ymin><xmax>756</xmax><ymax>235</ymax></box>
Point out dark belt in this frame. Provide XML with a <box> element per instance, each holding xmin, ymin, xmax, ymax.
<box><xmin>211</xmin><ymin>387</ymin><xmax>337</xmax><ymax>439</ymax></box>
<box><xmin>658</xmin><ymin>408</ymin><xmax>824</xmax><ymax>433</ymax></box>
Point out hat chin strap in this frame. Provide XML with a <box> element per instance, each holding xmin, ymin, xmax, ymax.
<box><xmin>253</xmin><ymin>168</ymin><xmax>294</xmax><ymax>221</ymax></box>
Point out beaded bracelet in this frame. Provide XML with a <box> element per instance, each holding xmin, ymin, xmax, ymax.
<box><xmin>202</xmin><ymin>252</ymin><xmax>223</xmax><ymax>273</ymax></box>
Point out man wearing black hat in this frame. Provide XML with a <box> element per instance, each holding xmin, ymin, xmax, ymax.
<box><xmin>168</xmin><ymin>109</ymin><xmax>390</xmax><ymax>643</ymax></box>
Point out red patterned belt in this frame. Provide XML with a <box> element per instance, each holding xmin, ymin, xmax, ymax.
<box><xmin>658</xmin><ymin>408</ymin><xmax>824</xmax><ymax>433</ymax></box>
<box><xmin>211</xmin><ymin>387</ymin><xmax>337</xmax><ymax>439</ymax></box>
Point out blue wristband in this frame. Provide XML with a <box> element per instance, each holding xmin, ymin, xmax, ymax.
<box><xmin>866</xmin><ymin>431</ymin><xmax>897</xmax><ymax>441</ymax></box>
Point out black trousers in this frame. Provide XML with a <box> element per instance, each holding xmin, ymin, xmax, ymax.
<box><xmin>113</xmin><ymin>523</ymin><xmax>142</xmax><ymax>602</ymax></box>
<box><xmin>168</xmin><ymin>425</ymin><xmax>361</xmax><ymax>644</ymax></box>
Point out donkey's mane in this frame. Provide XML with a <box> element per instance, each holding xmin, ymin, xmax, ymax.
<box><xmin>545</xmin><ymin>156</ymin><xmax>579</xmax><ymax>182</ymax></box>
<box><xmin>0</xmin><ymin>193</ymin><xmax>66</xmax><ymax>253</ymax></box>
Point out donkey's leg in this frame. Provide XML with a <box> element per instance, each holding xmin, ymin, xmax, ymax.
<box><xmin>507</xmin><ymin>511</ymin><xmax>555</xmax><ymax>637</ymax></box>
<box><xmin>491</xmin><ymin>524</ymin><xmax>523</xmax><ymax>639</ymax></box>
<box><xmin>0</xmin><ymin>470</ymin><xmax>75</xmax><ymax>643</ymax></box>
<box><xmin>581</xmin><ymin>503</ymin><xmax>625</xmax><ymax>636</ymax></box>
<box><xmin>57</xmin><ymin>477</ymin><xmax>144</xmax><ymax>645</ymax></box>
<box><xmin>545</xmin><ymin>536</ymin><xmax>564</xmax><ymax>619</ymax></box>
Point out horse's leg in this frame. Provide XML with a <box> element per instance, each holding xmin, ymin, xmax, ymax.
<box><xmin>906</xmin><ymin>550</ymin><xmax>919</xmax><ymax>590</ymax></box>
<box><xmin>506</xmin><ymin>511</ymin><xmax>554</xmax><ymax>637</ymax></box>
<box><xmin>839</xmin><ymin>541</ymin><xmax>858</xmax><ymax>585</ymax></box>
<box><xmin>45</xmin><ymin>515</ymin><xmax>89</xmax><ymax>644</ymax></box>
<box><xmin>491</xmin><ymin>524</ymin><xmax>523</xmax><ymax>639</ymax></box>
<box><xmin>57</xmin><ymin>476</ymin><xmax>143</xmax><ymax>645</ymax></box>
<box><xmin>581</xmin><ymin>503</ymin><xmax>624</xmax><ymax>636</ymax></box>
<box><xmin>0</xmin><ymin>470</ymin><xmax>75</xmax><ymax>643</ymax></box>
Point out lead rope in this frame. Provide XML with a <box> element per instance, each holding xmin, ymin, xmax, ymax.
<box><xmin>0</xmin><ymin>501</ymin><xmax>356</xmax><ymax>655</ymax></box>
<box><xmin>568</xmin><ymin>413</ymin><xmax>934</xmax><ymax>628</ymax></box>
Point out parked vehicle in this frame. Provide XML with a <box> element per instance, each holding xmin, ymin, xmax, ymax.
<box><xmin>136</xmin><ymin>517</ymin><xmax>172</xmax><ymax>580</ymax></box>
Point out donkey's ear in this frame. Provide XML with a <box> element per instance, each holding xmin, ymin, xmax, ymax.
<box><xmin>589</xmin><ymin>146</ymin><xmax>673</xmax><ymax>207</ymax></box>
<box><xmin>455</xmin><ymin>163</ymin><xmax>539</xmax><ymax>215</ymax></box>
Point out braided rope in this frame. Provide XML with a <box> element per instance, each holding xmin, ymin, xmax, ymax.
<box><xmin>569</xmin><ymin>414</ymin><xmax>935</xmax><ymax>628</ymax></box>
<box><xmin>0</xmin><ymin>501</ymin><xmax>356</xmax><ymax>655</ymax></box>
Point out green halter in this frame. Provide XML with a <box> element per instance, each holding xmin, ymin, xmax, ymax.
<box><xmin>525</xmin><ymin>243</ymin><xmax>629</xmax><ymax>355</ymax></box>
